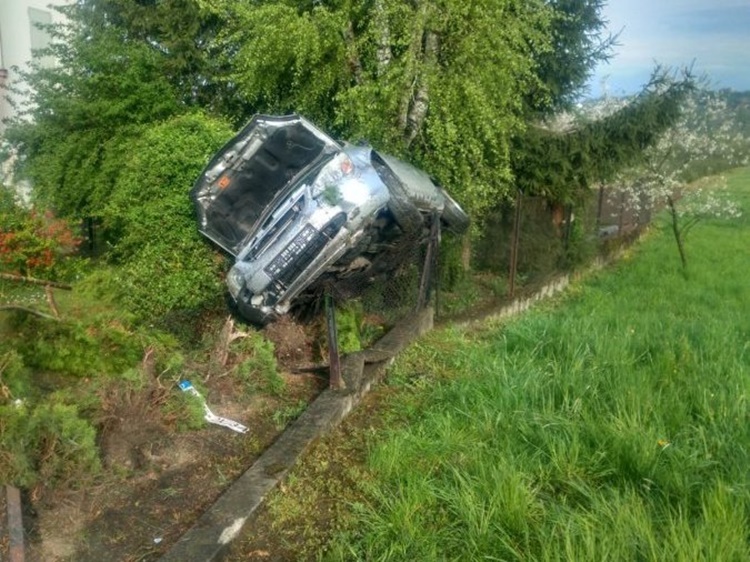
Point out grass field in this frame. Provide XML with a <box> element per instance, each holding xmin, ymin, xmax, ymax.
<box><xmin>324</xmin><ymin>168</ymin><xmax>750</xmax><ymax>561</ymax></box>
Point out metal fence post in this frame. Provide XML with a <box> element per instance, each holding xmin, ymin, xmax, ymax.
<box><xmin>508</xmin><ymin>189</ymin><xmax>523</xmax><ymax>298</ymax></box>
<box><xmin>325</xmin><ymin>293</ymin><xmax>343</xmax><ymax>390</ymax></box>
<box><xmin>417</xmin><ymin>212</ymin><xmax>441</xmax><ymax>312</ymax></box>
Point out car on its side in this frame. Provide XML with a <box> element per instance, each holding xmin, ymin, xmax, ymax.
<box><xmin>191</xmin><ymin>114</ymin><xmax>469</xmax><ymax>325</ymax></box>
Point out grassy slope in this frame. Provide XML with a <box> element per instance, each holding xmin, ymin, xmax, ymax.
<box><xmin>325</xmin><ymin>168</ymin><xmax>750</xmax><ymax>561</ymax></box>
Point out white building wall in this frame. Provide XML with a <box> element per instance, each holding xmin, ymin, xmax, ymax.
<box><xmin>0</xmin><ymin>0</ymin><xmax>71</xmax><ymax>135</ymax></box>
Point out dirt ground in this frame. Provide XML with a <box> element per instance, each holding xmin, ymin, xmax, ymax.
<box><xmin>2</xmin><ymin>316</ymin><xmax>327</xmax><ymax>562</ymax></box>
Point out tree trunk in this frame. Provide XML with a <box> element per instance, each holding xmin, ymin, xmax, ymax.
<box><xmin>403</xmin><ymin>29</ymin><xmax>438</xmax><ymax>148</ymax></box>
<box><xmin>345</xmin><ymin>20</ymin><xmax>364</xmax><ymax>85</ymax></box>
<box><xmin>374</xmin><ymin>0</ymin><xmax>392</xmax><ymax>75</ymax></box>
<box><xmin>397</xmin><ymin>2</ymin><xmax>438</xmax><ymax>147</ymax></box>
<box><xmin>667</xmin><ymin>196</ymin><xmax>687</xmax><ymax>271</ymax></box>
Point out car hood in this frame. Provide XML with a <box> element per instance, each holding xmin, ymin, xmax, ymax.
<box><xmin>191</xmin><ymin>114</ymin><xmax>341</xmax><ymax>256</ymax></box>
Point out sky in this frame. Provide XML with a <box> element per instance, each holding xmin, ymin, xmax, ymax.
<box><xmin>587</xmin><ymin>0</ymin><xmax>750</xmax><ymax>97</ymax></box>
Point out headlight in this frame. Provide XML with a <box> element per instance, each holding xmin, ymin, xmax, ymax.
<box><xmin>311</xmin><ymin>153</ymin><xmax>354</xmax><ymax>201</ymax></box>
<box><xmin>226</xmin><ymin>267</ymin><xmax>245</xmax><ymax>298</ymax></box>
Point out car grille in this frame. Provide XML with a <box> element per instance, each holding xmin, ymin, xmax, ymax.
<box><xmin>265</xmin><ymin>213</ymin><xmax>346</xmax><ymax>287</ymax></box>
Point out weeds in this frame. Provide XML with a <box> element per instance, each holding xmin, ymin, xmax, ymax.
<box><xmin>233</xmin><ymin>331</ymin><xmax>284</xmax><ymax>396</ymax></box>
<box><xmin>272</xmin><ymin>399</ymin><xmax>308</xmax><ymax>430</ymax></box>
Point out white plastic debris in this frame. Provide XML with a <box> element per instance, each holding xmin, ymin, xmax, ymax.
<box><xmin>178</xmin><ymin>380</ymin><xmax>249</xmax><ymax>434</ymax></box>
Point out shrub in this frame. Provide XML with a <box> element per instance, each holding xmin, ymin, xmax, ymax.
<box><xmin>0</xmin><ymin>187</ymin><xmax>82</xmax><ymax>279</ymax></box>
<box><xmin>12</xmin><ymin>316</ymin><xmax>142</xmax><ymax>378</ymax></box>
<box><xmin>101</xmin><ymin>112</ymin><xmax>234</xmax><ymax>320</ymax></box>
<box><xmin>0</xmin><ymin>401</ymin><xmax>100</xmax><ymax>488</ymax></box>
<box><xmin>234</xmin><ymin>331</ymin><xmax>284</xmax><ymax>396</ymax></box>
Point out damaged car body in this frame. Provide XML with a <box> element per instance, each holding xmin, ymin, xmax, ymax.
<box><xmin>192</xmin><ymin>114</ymin><xmax>469</xmax><ymax>325</ymax></box>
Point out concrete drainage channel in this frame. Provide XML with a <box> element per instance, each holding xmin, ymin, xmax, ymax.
<box><xmin>159</xmin><ymin>307</ymin><xmax>435</xmax><ymax>562</ymax></box>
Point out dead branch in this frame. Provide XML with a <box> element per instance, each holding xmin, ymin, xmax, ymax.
<box><xmin>0</xmin><ymin>272</ymin><xmax>72</xmax><ymax>290</ymax></box>
<box><xmin>0</xmin><ymin>304</ymin><xmax>60</xmax><ymax>321</ymax></box>
<box><xmin>44</xmin><ymin>285</ymin><xmax>60</xmax><ymax>318</ymax></box>
<box><xmin>211</xmin><ymin>315</ymin><xmax>249</xmax><ymax>370</ymax></box>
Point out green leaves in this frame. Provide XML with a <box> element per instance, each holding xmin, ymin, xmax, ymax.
<box><xmin>102</xmin><ymin>112</ymin><xmax>233</xmax><ymax>319</ymax></box>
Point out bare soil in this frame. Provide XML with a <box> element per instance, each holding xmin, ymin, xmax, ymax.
<box><xmin>11</xmin><ymin>316</ymin><xmax>326</xmax><ymax>562</ymax></box>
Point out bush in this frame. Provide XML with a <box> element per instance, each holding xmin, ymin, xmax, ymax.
<box><xmin>101</xmin><ymin>112</ymin><xmax>234</xmax><ymax>320</ymax></box>
<box><xmin>0</xmin><ymin>187</ymin><xmax>82</xmax><ymax>279</ymax></box>
<box><xmin>234</xmin><ymin>331</ymin><xmax>284</xmax><ymax>396</ymax></box>
<box><xmin>12</xmin><ymin>316</ymin><xmax>142</xmax><ymax>378</ymax></box>
<box><xmin>0</xmin><ymin>401</ymin><xmax>100</xmax><ymax>488</ymax></box>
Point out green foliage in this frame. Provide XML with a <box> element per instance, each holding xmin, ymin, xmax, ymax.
<box><xmin>0</xmin><ymin>350</ymin><xmax>28</xmax><ymax>400</ymax></box>
<box><xmin>70</xmin><ymin>0</ymin><xmax>225</xmax><ymax>108</ymax></box>
<box><xmin>11</xmin><ymin>316</ymin><xmax>142</xmax><ymax>378</ymax></box>
<box><xmin>0</xmin><ymin>404</ymin><xmax>34</xmax><ymax>486</ymax></box>
<box><xmin>5</xmin><ymin>19</ymin><xmax>182</xmax><ymax>217</ymax></box>
<box><xmin>272</xmin><ymin>399</ymin><xmax>308</xmax><ymax>430</ymax></box>
<box><xmin>163</xmin><ymin>384</ymin><xmax>207</xmax><ymax>431</ymax></box>
<box><xmin>528</xmin><ymin>0</ymin><xmax>617</xmax><ymax>113</ymax></box>
<box><xmin>216</xmin><ymin>3</ymin><xmax>349</xmax><ymax>124</ymax></box>
<box><xmin>512</xmin><ymin>68</ymin><xmax>695</xmax><ymax>203</ymax></box>
<box><xmin>0</xmin><ymin>401</ymin><xmax>100</xmax><ymax>488</ymax></box>
<box><xmin>438</xmin><ymin>235</ymin><xmax>467</xmax><ymax>291</ymax></box>
<box><xmin>234</xmin><ymin>331</ymin><xmax>284</xmax><ymax>396</ymax></box>
<box><xmin>99</xmin><ymin>112</ymin><xmax>232</xmax><ymax>319</ymax></box>
<box><xmin>29</xmin><ymin>402</ymin><xmax>101</xmax><ymax>486</ymax></box>
<box><xmin>335</xmin><ymin>304</ymin><xmax>363</xmax><ymax>355</ymax></box>
<box><xmin>212</xmin><ymin>0</ymin><xmax>556</xmax><ymax>220</ymax></box>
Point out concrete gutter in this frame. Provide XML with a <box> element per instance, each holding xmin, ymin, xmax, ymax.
<box><xmin>159</xmin><ymin>307</ymin><xmax>434</xmax><ymax>562</ymax></box>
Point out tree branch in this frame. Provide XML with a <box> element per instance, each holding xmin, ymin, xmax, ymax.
<box><xmin>0</xmin><ymin>305</ymin><xmax>61</xmax><ymax>321</ymax></box>
<box><xmin>0</xmin><ymin>273</ymin><xmax>72</xmax><ymax>290</ymax></box>
<box><xmin>681</xmin><ymin>216</ymin><xmax>702</xmax><ymax>238</ymax></box>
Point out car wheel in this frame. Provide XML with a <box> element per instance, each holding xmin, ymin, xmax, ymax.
<box><xmin>373</xmin><ymin>157</ymin><xmax>423</xmax><ymax>233</ymax></box>
<box><xmin>439</xmin><ymin>189</ymin><xmax>470</xmax><ymax>234</ymax></box>
<box><xmin>231</xmin><ymin>292</ymin><xmax>279</xmax><ymax>326</ymax></box>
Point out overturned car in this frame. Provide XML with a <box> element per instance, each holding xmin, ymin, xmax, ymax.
<box><xmin>191</xmin><ymin>115</ymin><xmax>469</xmax><ymax>325</ymax></box>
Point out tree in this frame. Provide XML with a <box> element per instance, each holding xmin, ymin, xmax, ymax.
<box><xmin>205</xmin><ymin>0</ymin><xmax>560</xmax><ymax>220</ymax></box>
<box><xmin>3</xmin><ymin>11</ymin><xmax>183</xmax><ymax>218</ymax></box>
<box><xmin>526</xmin><ymin>0</ymin><xmax>618</xmax><ymax>115</ymax></box>
<box><xmin>511</xmin><ymin>68</ymin><xmax>695</xmax><ymax>203</ymax></box>
<box><xmin>609</xmin><ymin>86</ymin><xmax>747</xmax><ymax>270</ymax></box>
<box><xmin>68</xmin><ymin>0</ymin><xmax>227</xmax><ymax>110</ymax></box>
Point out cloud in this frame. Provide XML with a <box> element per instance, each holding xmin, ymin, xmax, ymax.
<box><xmin>587</xmin><ymin>0</ymin><xmax>750</xmax><ymax>96</ymax></box>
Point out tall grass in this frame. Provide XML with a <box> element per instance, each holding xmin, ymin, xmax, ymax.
<box><xmin>327</xmin><ymin>169</ymin><xmax>750</xmax><ymax>561</ymax></box>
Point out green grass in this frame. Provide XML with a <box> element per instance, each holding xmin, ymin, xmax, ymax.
<box><xmin>326</xmin><ymin>168</ymin><xmax>750</xmax><ymax>561</ymax></box>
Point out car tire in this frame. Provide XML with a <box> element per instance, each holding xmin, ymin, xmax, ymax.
<box><xmin>439</xmin><ymin>189</ymin><xmax>470</xmax><ymax>234</ymax></box>
<box><xmin>231</xmin><ymin>292</ymin><xmax>279</xmax><ymax>327</ymax></box>
<box><xmin>372</xmin><ymin>156</ymin><xmax>424</xmax><ymax>233</ymax></box>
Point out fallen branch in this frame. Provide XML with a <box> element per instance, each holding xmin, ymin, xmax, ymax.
<box><xmin>0</xmin><ymin>304</ymin><xmax>61</xmax><ymax>321</ymax></box>
<box><xmin>206</xmin><ymin>316</ymin><xmax>249</xmax><ymax>380</ymax></box>
<box><xmin>45</xmin><ymin>285</ymin><xmax>60</xmax><ymax>318</ymax></box>
<box><xmin>0</xmin><ymin>272</ymin><xmax>72</xmax><ymax>290</ymax></box>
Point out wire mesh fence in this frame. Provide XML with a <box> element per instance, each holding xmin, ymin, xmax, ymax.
<box><xmin>474</xmin><ymin>185</ymin><xmax>652</xmax><ymax>296</ymax></box>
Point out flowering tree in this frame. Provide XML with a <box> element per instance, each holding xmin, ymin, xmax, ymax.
<box><xmin>609</xmin><ymin>87</ymin><xmax>748</xmax><ymax>270</ymax></box>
